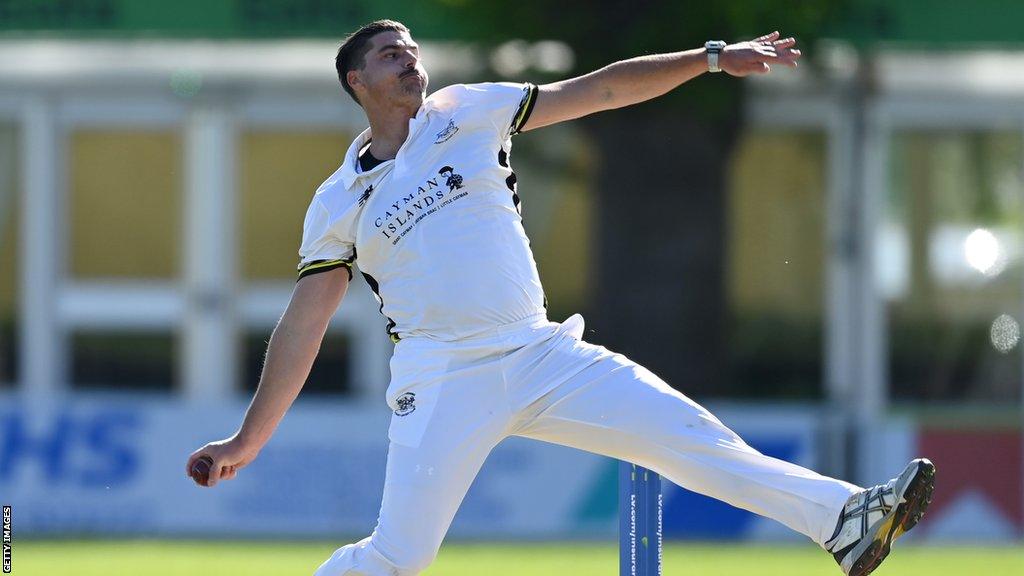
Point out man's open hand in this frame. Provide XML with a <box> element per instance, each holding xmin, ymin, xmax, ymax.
<box><xmin>720</xmin><ymin>31</ymin><xmax>801</xmax><ymax>77</ymax></box>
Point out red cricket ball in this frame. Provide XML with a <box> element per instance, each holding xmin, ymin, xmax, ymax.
<box><xmin>190</xmin><ymin>455</ymin><xmax>214</xmax><ymax>487</ymax></box>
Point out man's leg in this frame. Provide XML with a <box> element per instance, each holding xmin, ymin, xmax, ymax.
<box><xmin>315</xmin><ymin>359</ymin><xmax>510</xmax><ymax>576</ymax></box>
<box><xmin>510</xmin><ymin>334</ymin><xmax>858</xmax><ymax>547</ymax></box>
<box><xmin>313</xmin><ymin>440</ymin><xmax>496</xmax><ymax>576</ymax></box>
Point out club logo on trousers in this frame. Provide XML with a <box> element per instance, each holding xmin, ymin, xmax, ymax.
<box><xmin>394</xmin><ymin>392</ymin><xmax>416</xmax><ymax>416</ymax></box>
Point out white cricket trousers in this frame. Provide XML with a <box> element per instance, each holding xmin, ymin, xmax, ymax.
<box><xmin>314</xmin><ymin>314</ymin><xmax>859</xmax><ymax>576</ymax></box>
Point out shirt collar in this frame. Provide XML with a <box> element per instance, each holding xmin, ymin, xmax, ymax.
<box><xmin>338</xmin><ymin>98</ymin><xmax>441</xmax><ymax>189</ymax></box>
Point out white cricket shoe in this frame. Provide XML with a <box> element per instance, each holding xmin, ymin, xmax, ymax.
<box><xmin>825</xmin><ymin>458</ymin><xmax>936</xmax><ymax>576</ymax></box>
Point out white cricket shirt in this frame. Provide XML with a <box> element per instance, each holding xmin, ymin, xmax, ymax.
<box><xmin>297</xmin><ymin>82</ymin><xmax>546</xmax><ymax>342</ymax></box>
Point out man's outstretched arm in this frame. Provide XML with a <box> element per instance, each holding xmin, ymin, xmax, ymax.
<box><xmin>185</xmin><ymin>267</ymin><xmax>350</xmax><ymax>487</ymax></box>
<box><xmin>520</xmin><ymin>31</ymin><xmax>800</xmax><ymax>133</ymax></box>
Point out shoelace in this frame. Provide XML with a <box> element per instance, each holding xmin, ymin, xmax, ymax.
<box><xmin>845</xmin><ymin>484</ymin><xmax>896</xmax><ymax>538</ymax></box>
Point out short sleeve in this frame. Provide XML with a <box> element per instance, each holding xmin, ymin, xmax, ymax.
<box><xmin>460</xmin><ymin>82</ymin><xmax>539</xmax><ymax>138</ymax></box>
<box><xmin>296</xmin><ymin>197</ymin><xmax>355</xmax><ymax>281</ymax></box>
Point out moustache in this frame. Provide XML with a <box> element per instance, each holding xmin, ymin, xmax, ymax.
<box><xmin>399</xmin><ymin>70</ymin><xmax>421</xmax><ymax>81</ymax></box>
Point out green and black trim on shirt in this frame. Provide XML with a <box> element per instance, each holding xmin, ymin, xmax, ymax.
<box><xmin>511</xmin><ymin>83</ymin><xmax>539</xmax><ymax>136</ymax></box>
<box><xmin>297</xmin><ymin>258</ymin><xmax>354</xmax><ymax>281</ymax></box>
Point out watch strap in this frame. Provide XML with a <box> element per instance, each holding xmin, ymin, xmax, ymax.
<box><xmin>705</xmin><ymin>40</ymin><xmax>726</xmax><ymax>73</ymax></box>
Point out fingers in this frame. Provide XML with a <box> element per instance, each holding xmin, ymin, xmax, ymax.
<box><xmin>206</xmin><ymin>455</ymin><xmax>224</xmax><ymax>487</ymax></box>
<box><xmin>752</xmin><ymin>33</ymin><xmax>800</xmax><ymax>51</ymax></box>
<box><xmin>776</xmin><ymin>48</ymin><xmax>801</xmax><ymax>67</ymax></box>
<box><xmin>763</xmin><ymin>51</ymin><xmax>800</xmax><ymax>67</ymax></box>
<box><xmin>754</xmin><ymin>34</ymin><xmax>800</xmax><ymax>63</ymax></box>
<box><xmin>186</xmin><ymin>444</ymin><xmax>219</xmax><ymax>487</ymax></box>
<box><xmin>756</xmin><ymin>44</ymin><xmax>801</xmax><ymax>67</ymax></box>
<box><xmin>185</xmin><ymin>449</ymin><xmax>205</xmax><ymax>476</ymax></box>
<box><xmin>205</xmin><ymin>457</ymin><xmax>244</xmax><ymax>486</ymax></box>
<box><xmin>211</xmin><ymin>464</ymin><xmax>239</xmax><ymax>484</ymax></box>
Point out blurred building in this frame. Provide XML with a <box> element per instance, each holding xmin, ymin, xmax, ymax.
<box><xmin>0</xmin><ymin>1</ymin><xmax>1021</xmax><ymax>543</ymax></box>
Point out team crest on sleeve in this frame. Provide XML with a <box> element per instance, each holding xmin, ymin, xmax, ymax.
<box><xmin>394</xmin><ymin>392</ymin><xmax>417</xmax><ymax>416</ymax></box>
<box><xmin>438</xmin><ymin>166</ymin><xmax>464</xmax><ymax>191</ymax></box>
<box><xmin>434</xmin><ymin>119</ymin><xmax>460</xmax><ymax>144</ymax></box>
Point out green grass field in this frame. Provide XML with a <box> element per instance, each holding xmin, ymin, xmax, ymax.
<box><xmin>11</xmin><ymin>541</ymin><xmax>1024</xmax><ymax>575</ymax></box>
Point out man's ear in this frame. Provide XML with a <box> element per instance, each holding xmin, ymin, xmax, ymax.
<box><xmin>347</xmin><ymin>69</ymin><xmax>363</xmax><ymax>93</ymax></box>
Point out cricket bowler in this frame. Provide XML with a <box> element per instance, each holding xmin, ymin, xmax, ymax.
<box><xmin>187</xmin><ymin>20</ymin><xmax>936</xmax><ymax>576</ymax></box>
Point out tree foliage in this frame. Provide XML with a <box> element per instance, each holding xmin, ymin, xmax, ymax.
<box><xmin>405</xmin><ymin>0</ymin><xmax>850</xmax><ymax>115</ymax></box>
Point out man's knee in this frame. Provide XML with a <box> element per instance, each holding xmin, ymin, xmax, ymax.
<box><xmin>313</xmin><ymin>536</ymin><xmax>434</xmax><ymax>576</ymax></box>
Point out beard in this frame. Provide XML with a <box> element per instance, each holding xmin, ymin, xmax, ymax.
<box><xmin>362</xmin><ymin>71</ymin><xmax>428</xmax><ymax>110</ymax></box>
<box><xmin>399</xmin><ymin>71</ymin><xmax>428</xmax><ymax>97</ymax></box>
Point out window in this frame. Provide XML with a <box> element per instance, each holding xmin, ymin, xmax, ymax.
<box><xmin>242</xmin><ymin>329</ymin><xmax>352</xmax><ymax>395</ymax></box>
<box><xmin>239</xmin><ymin>129</ymin><xmax>357</xmax><ymax>396</ymax></box>
<box><xmin>239</xmin><ymin>130</ymin><xmax>353</xmax><ymax>280</ymax></box>
<box><xmin>68</xmin><ymin>130</ymin><xmax>182</xmax><ymax>279</ymax></box>
<box><xmin>885</xmin><ymin>131</ymin><xmax>1023</xmax><ymax>402</ymax></box>
<box><xmin>513</xmin><ymin>126</ymin><xmax>596</xmax><ymax>319</ymax></box>
<box><xmin>66</xmin><ymin>129</ymin><xmax>183</xmax><ymax>391</ymax></box>
<box><xmin>0</xmin><ymin>123</ymin><xmax>19</xmax><ymax>387</ymax></box>
<box><xmin>726</xmin><ymin>131</ymin><xmax>828</xmax><ymax>399</ymax></box>
<box><xmin>71</xmin><ymin>330</ymin><xmax>177</xmax><ymax>391</ymax></box>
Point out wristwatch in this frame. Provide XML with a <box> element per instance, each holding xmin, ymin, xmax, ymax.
<box><xmin>705</xmin><ymin>40</ymin><xmax>727</xmax><ymax>73</ymax></box>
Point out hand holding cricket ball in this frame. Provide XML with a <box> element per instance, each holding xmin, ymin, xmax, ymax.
<box><xmin>186</xmin><ymin>436</ymin><xmax>258</xmax><ymax>488</ymax></box>
<box><xmin>189</xmin><ymin>455</ymin><xmax>215</xmax><ymax>486</ymax></box>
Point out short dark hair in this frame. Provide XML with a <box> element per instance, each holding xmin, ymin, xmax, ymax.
<box><xmin>335</xmin><ymin>19</ymin><xmax>411</xmax><ymax>105</ymax></box>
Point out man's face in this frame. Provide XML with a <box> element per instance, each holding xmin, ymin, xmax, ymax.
<box><xmin>349</xmin><ymin>30</ymin><xmax>428</xmax><ymax>110</ymax></box>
